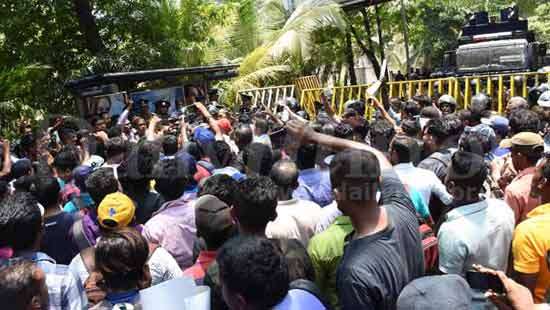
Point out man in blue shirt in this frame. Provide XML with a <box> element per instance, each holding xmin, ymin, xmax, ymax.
<box><xmin>293</xmin><ymin>143</ymin><xmax>334</xmax><ymax>207</ymax></box>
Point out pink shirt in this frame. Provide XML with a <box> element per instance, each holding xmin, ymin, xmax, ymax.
<box><xmin>504</xmin><ymin>167</ymin><xmax>541</xmax><ymax>225</ymax></box>
<box><xmin>142</xmin><ymin>196</ymin><xmax>196</xmax><ymax>269</ymax></box>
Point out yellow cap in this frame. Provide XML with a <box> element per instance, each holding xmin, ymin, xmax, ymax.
<box><xmin>97</xmin><ymin>192</ymin><xmax>136</xmax><ymax>229</ymax></box>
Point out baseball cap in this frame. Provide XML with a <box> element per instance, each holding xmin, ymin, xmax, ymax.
<box><xmin>217</xmin><ymin>118</ymin><xmax>233</xmax><ymax>135</ymax></box>
<box><xmin>174</xmin><ymin>151</ymin><xmax>198</xmax><ymax>176</ymax></box>
<box><xmin>97</xmin><ymin>192</ymin><xmax>136</xmax><ymax>229</ymax></box>
<box><xmin>83</xmin><ymin>155</ymin><xmax>105</xmax><ymax>170</ymax></box>
<box><xmin>396</xmin><ymin>275</ymin><xmax>472</xmax><ymax>310</ymax></box>
<box><xmin>481</xmin><ymin>115</ymin><xmax>509</xmax><ymax>137</ymax></box>
<box><xmin>538</xmin><ymin>91</ymin><xmax>550</xmax><ymax>108</ymax></box>
<box><xmin>193</xmin><ymin>127</ymin><xmax>215</xmax><ymax>146</ymax></box>
<box><xmin>500</xmin><ymin>132</ymin><xmax>544</xmax><ymax>149</ymax></box>
<box><xmin>438</xmin><ymin>94</ymin><xmax>457</xmax><ymax>106</ymax></box>
<box><xmin>73</xmin><ymin>165</ymin><xmax>94</xmax><ymax>191</ymax></box>
<box><xmin>194</xmin><ymin>194</ymin><xmax>235</xmax><ymax>246</ymax></box>
<box><xmin>461</xmin><ymin>124</ymin><xmax>497</xmax><ymax>149</ymax></box>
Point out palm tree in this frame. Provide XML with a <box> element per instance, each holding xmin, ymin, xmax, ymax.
<box><xmin>222</xmin><ymin>0</ymin><xmax>346</xmax><ymax>105</ymax></box>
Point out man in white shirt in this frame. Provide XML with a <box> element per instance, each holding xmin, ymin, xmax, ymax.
<box><xmin>266</xmin><ymin>159</ymin><xmax>322</xmax><ymax>246</ymax></box>
<box><xmin>438</xmin><ymin>151</ymin><xmax>515</xmax><ymax>276</ymax></box>
<box><xmin>389</xmin><ymin>136</ymin><xmax>453</xmax><ymax>208</ymax></box>
<box><xmin>252</xmin><ymin>117</ymin><xmax>272</xmax><ymax>149</ymax></box>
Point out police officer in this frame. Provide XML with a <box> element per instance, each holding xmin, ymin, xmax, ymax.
<box><xmin>154</xmin><ymin>100</ymin><xmax>171</xmax><ymax>120</ymax></box>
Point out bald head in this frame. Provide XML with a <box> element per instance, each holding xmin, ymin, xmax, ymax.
<box><xmin>270</xmin><ymin>160</ymin><xmax>299</xmax><ymax>193</ymax></box>
<box><xmin>506</xmin><ymin>97</ymin><xmax>528</xmax><ymax>115</ymax></box>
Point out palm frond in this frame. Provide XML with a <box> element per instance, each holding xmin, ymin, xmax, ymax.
<box><xmin>239</xmin><ymin>45</ymin><xmax>271</xmax><ymax>75</ymax></box>
<box><xmin>236</xmin><ymin>64</ymin><xmax>291</xmax><ymax>87</ymax></box>
<box><xmin>266</xmin><ymin>0</ymin><xmax>345</xmax><ymax>60</ymax></box>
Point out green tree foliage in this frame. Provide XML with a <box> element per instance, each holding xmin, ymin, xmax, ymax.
<box><xmin>530</xmin><ymin>3</ymin><xmax>550</xmax><ymax>43</ymax></box>
<box><xmin>406</xmin><ymin>0</ymin><xmax>466</xmax><ymax>69</ymax></box>
<box><xmin>0</xmin><ymin>0</ymin><xmax>232</xmax><ymax>129</ymax></box>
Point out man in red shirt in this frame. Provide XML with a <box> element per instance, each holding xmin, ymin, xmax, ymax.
<box><xmin>502</xmin><ymin>132</ymin><xmax>544</xmax><ymax>224</ymax></box>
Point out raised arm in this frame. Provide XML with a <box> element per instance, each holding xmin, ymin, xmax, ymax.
<box><xmin>0</xmin><ymin>140</ymin><xmax>11</xmax><ymax>178</ymax></box>
<box><xmin>285</xmin><ymin>120</ymin><xmax>391</xmax><ymax>170</ymax></box>
<box><xmin>195</xmin><ymin>102</ymin><xmax>223</xmax><ymax>140</ymax></box>
<box><xmin>117</xmin><ymin>98</ymin><xmax>133</xmax><ymax>126</ymax></box>
<box><xmin>178</xmin><ymin>116</ymin><xmax>188</xmax><ymax>145</ymax></box>
<box><xmin>368</xmin><ymin>96</ymin><xmax>397</xmax><ymax>129</ymax></box>
<box><xmin>321</xmin><ymin>99</ymin><xmax>342</xmax><ymax>124</ymax></box>
<box><xmin>263</xmin><ymin>109</ymin><xmax>285</xmax><ymax>128</ymax></box>
<box><xmin>281</xmin><ymin>104</ymin><xmax>308</xmax><ymax>123</ymax></box>
<box><xmin>146</xmin><ymin>115</ymin><xmax>162</xmax><ymax>142</ymax></box>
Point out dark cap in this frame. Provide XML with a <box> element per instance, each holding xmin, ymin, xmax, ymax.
<box><xmin>73</xmin><ymin>165</ymin><xmax>94</xmax><ymax>190</ymax></box>
<box><xmin>174</xmin><ymin>151</ymin><xmax>198</xmax><ymax>177</ymax></box>
<box><xmin>11</xmin><ymin>159</ymin><xmax>33</xmax><ymax>180</ymax></box>
<box><xmin>396</xmin><ymin>275</ymin><xmax>472</xmax><ymax>310</ymax></box>
<box><xmin>195</xmin><ymin>194</ymin><xmax>235</xmax><ymax>246</ymax></box>
<box><xmin>342</xmin><ymin>108</ymin><xmax>358</xmax><ymax>118</ymax></box>
<box><xmin>155</xmin><ymin>100</ymin><xmax>170</xmax><ymax>108</ymax></box>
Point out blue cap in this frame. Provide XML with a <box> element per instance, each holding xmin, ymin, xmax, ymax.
<box><xmin>193</xmin><ymin>127</ymin><xmax>215</xmax><ymax>146</ymax></box>
<box><xmin>73</xmin><ymin>165</ymin><xmax>94</xmax><ymax>190</ymax></box>
<box><xmin>274</xmin><ymin>289</ymin><xmax>326</xmax><ymax>310</ymax></box>
<box><xmin>174</xmin><ymin>151</ymin><xmax>198</xmax><ymax>177</ymax></box>
<box><xmin>396</xmin><ymin>275</ymin><xmax>472</xmax><ymax>310</ymax></box>
<box><xmin>489</xmin><ymin>116</ymin><xmax>509</xmax><ymax>136</ymax></box>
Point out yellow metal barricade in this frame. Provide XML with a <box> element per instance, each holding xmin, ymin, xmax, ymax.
<box><xmin>384</xmin><ymin>72</ymin><xmax>548</xmax><ymax>114</ymax></box>
<box><xmin>295</xmin><ymin>75</ymin><xmax>321</xmax><ymax>116</ymax></box>
<box><xmin>296</xmin><ymin>71</ymin><xmax>548</xmax><ymax>120</ymax></box>
<box><xmin>300</xmin><ymin>83</ymin><xmax>376</xmax><ymax>119</ymax></box>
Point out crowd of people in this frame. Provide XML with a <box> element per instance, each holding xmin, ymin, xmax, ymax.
<box><xmin>1</xmin><ymin>82</ymin><xmax>550</xmax><ymax>310</ymax></box>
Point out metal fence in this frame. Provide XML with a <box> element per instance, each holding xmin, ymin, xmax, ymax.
<box><xmin>299</xmin><ymin>83</ymin><xmax>378</xmax><ymax>118</ymax></box>
<box><xmin>237</xmin><ymin>85</ymin><xmax>295</xmax><ymax>111</ymax></box>
<box><xmin>387</xmin><ymin>72</ymin><xmax>550</xmax><ymax>113</ymax></box>
<box><xmin>297</xmin><ymin>72</ymin><xmax>550</xmax><ymax>120</ymax></box>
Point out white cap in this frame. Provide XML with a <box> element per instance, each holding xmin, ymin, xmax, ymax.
<box><xmin>538</xmin><ymin>91</ymin><xmax>550</xmax><ymax>108</ymax></box>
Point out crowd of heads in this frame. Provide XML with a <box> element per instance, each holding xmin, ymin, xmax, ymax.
<box><xmin>0</xmin><ymin>81</ymin><xmax>550</xmax><ymax>309</ymax></box>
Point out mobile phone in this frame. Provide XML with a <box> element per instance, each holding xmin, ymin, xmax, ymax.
<box><xmin>466</xmin><ymin>271</ymin><xmax>504</xmax><ymax>294</ymax></box>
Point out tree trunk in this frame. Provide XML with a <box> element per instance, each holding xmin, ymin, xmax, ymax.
<box><xmin>356</xmin><ymin>10</ymin><xmax>381</xmax><ymax>78</ymax></box>
<box><xmin>375</xmin><ymin>4</ymin><xmax>389</xmax><ymax>106</ymax></box>
<box><xmin>72</xmin><ymin>0</ymin><xmax>104</xmax><ymax>54</ymax></box>
<box><xmin>348</xmin><ymin>22</ymin><xmax>380</xmax><ymax>78</ymax></box>
<box><xmin>345</xmin><ymin>31</ymin><xmax>357</xmax><ymax>85</ymax></box>
<box><xmin>360</xmin><ymin>9</ymin><xmax>375</xmax><ymax>52</ymax></box>
<box><xmin>400</xmin><ymin>0</ymin><xmax>411</xmax><ymax>74</ymax></box>
<box><xmin>375</xmin><ymin>5</ymin><xmax>385</xmax><ymax>61</ymax></box>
